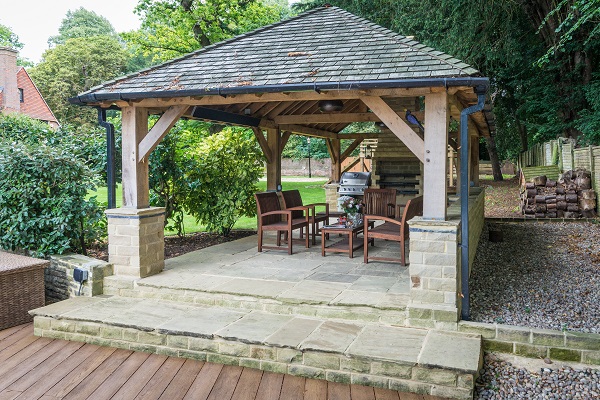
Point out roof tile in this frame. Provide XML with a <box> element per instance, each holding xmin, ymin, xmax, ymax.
<box><xmin>78</xmin><ymin>6</ymin><xmax>480</xmax><ymax>99</ymax></box>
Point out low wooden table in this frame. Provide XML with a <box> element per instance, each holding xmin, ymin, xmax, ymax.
<box><xmin>320</xmin><ymin>222</ymin><xmax>374</xmax><ymax>258</ymax></box>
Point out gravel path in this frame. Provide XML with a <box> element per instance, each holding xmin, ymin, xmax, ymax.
<box><xmin>476</xmin><ymin>354</ymin><xmax>600</xmax><ymax>399</ymax></box>
<box><xmin>470</xmin><ymin>221</ymin><xmax>600</xmax><ymax>333</ymax></box>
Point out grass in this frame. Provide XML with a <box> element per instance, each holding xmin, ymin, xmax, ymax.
<box><xmin>88</xmin><ymin>178</ymin><xmax>328</xmax><ymax>236</ymax></box>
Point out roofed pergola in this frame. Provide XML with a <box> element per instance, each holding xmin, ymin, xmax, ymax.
<box><xmin>71</xmin><ymin>5</ymin><xmax>494</xmax><ymax>283</ymax></box>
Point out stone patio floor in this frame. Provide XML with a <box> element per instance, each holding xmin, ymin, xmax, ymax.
<box><xmin>129</xmin><ymin>233</ymin><xmax>411</xmax><ymax>311</ymax></box>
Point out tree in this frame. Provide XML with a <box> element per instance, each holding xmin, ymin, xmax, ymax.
<box><xmin>30</xmin><ymin>36</ymin><xmax>129</xmax><ymax>125</ymax></box>
<box><xmin>0</xmin><ymin>21</ymin><xmax>23</xmax><ymax>49</ymax></box>
<box><xmin>48</xmin><ymin>7</ymin><xmax>117</xmax><ymax>46</ymax></box>
<box><xmin>124</xmin><ymin>0</ymin><xmax>286</xmax><ymax>62</ymax></box>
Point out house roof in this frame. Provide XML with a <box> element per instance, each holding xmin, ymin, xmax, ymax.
<box><xmin>72</xmin><ymin>5</ymin><xmax>483</xmax><ymax>104</ymax></box>
<box><xmin>17</xmin><ymin>67</ymin><xmax>59</xmax><ymax>125</ymax></box>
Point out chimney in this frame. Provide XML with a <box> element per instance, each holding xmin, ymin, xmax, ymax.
<box><xmin>0</xmin><ymin>46</ymin><xmax>20</xmax><ymax>112</ymax></box>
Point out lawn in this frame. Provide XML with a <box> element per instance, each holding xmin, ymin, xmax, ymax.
<box><xmin>89</xmin><ymin>178</ymin><xmax>328</xmax><ymax>236</ymax></box>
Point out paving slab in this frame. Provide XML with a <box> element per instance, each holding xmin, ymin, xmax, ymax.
<box><xmin>277</xmin><ymin>281</ymin><xmax>350</xmax><ymax>304</ymax></box>
<box><xmin>265</xmin><ymin>317</ymin><xmax>323</xmax><ymax>347</ymax></box>
<box><xmin>158</xmin><ymin>307</ymin><xmax>248</xmax><ymax>337</ymax></box>
<box><xmin>104</xmin><ymin>299</ymin><xmax>194</xmax><ymax>330</ymax></box>
<box><xmin>61</xmin><ymin>297</ymin><xmax>139</xmax><ymax>322</ymax></box>
<box><xmin>418</xmin><ymin>330</ymin><xmax>482</xmax><ymax>373</ymax></box>
<box><xmin>305</xmin><ymin>273</ymin><xmax>362</xmax><ymax>283</ymax></box>
<box><xmin>30</xmin><ymin>297</ymin><xmax>105</xmax><ymax>317</ymax></box>
<box><xmin>216</xmin><ymin>311</ymin><xmax>293</xmax><ymax>344</ymax></box>
<box><xmin>148</xmin><ymin>274</ymin><xmax>235</xmax><ymax>291</ymax></box>
<box><xmin>348</xmin><ymin>325</ymin><xmax>427</xmax><ymax>364</ymax></box>
<box><xmin>300</xmin><ymin>321</ymin><xmax>364</xmax><ymax>353</ymax></box>
<box><xmin>376</xmin><ymin>293</ymin><xmax>410</xmax><ymax>309</ymax></box>
<box><xmin>331</xmin><ymin>290</ymin><xmax>386</xmax><ymax>307</ymax></box>
<box><xmin>212</xmin><ymin>278</ymin><xmax>295</xmax><ymax>297</ymax></box>
<box><xmin>349</xmin><ymin>276</ymin><xmax>397</xmax><ymax>293</ymax></box>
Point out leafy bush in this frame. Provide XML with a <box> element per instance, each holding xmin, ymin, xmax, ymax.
<box><xmin>0</xmin><ymin>139</ymin><xmax>104</xmax><ymax>257</ymax></box>
<box><xmin>149</xmin><ymin>122</ymin><xmax>195</xmax><ymax>236</ymax></box>
<box><xmin>185</xmin><ymin>128</ymin><xmax>263</xmax><ymax>236</ymax></box>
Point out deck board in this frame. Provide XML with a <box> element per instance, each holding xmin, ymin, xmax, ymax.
<box><xmin>0</xmin><ymin>324</ymin><xmax>449</xmax><ymax>400</ymax></box>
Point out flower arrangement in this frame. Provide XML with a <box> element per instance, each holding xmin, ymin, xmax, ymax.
<box><xmin>339</xmin><ymin>195</ymin><xmax>363</xmax><ymax>215</ymax></box>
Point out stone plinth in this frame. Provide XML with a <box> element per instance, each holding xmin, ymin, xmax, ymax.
<box><xmin>324</xmin><ymin>183</ymin><xmax>340</xmax><ymax>210</ymax></box>
<box><xmin>105</xmin><ymin>207</ymin><xmax>165</xmax><ymax>278</ymax></box>
<box><xmin>407</xmin><ymin>218</ymin><xmax>460</xmax><ymax>330</ymax></box>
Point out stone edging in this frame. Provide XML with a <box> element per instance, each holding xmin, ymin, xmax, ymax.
<box><xmin>485</xmin><ymin>217</ymin><xmax>598</xmax><ymax>223</ymax></box>
<box><xmin>35</xmin><ymin>316</ymin><xmax>476</xmax><ymax>400</ymax></box>
<box><xmin>459</xmin><ymin>321</ymin><xmax>600</xmax><ymax>365</ymax></box>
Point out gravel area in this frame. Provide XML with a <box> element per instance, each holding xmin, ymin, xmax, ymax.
<box><xmin>470</xmin><ymin>221</ymin><xmax>600</xmax><ymax>333</ymax></box>
<box><xmin>476</xmin><ymin>353</ymin><xmax>600</xmax><ymax>399</ymax></box>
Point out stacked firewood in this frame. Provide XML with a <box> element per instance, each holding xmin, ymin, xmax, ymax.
<box><xmin>521</xmin><ymin>169</ymin><xmax>597</xmax><ymax>218</ymax></box>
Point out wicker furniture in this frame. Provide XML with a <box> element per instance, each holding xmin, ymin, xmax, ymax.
<box><xmin>0</xmin><ymin>251</ymin><xmax>49</xmax><ymax>330</ymax></box>
<box><xmin>255</xmin><ymin>191</ymin><xmax>310</xmax><ymax>255</ymax></box>
<box><xmin>363</xmin><ymin>195</ymin><xmax>423</xmax><ymax>265</ymax></box>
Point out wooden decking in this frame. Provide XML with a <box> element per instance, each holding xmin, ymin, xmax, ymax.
<box><xmin>0</xmin><ymin>324</ymin><xmax>447</xmax><ymax>400</ymax></box>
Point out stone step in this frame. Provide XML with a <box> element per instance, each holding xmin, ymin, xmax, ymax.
<box><xmin>104</xmin><ymin>274</ymin><xmax>410</xmax><ymax>325</ymax></box>
<box><xmin>31</xmin><ymin>296</ymin><xmax>482</xmax><ymax>399</ymax></box>
<box><xmin>102</xmin><ymin>234</ymin><xmax>412</xmax><ymax>325</ymax></box>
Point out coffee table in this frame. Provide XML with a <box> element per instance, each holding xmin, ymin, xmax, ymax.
<box><xmin>320</xmin><ymin>222</ymin><xmax>374</xmax><ymax>258</ymax></box>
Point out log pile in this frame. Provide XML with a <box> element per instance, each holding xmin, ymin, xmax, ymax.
<box><xmin>520</xmin><ymin>169</ymin><xmax>597</xmax><ymax>218</ymax></box>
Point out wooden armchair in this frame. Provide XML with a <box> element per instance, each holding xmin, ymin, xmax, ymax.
<box><xmin>363</xmin><ymin>188</ymin><xmax>397</xmax><ymax>218</ymax></box>
<box><xmin>254</xmin><ymin>191</ymin><xmax>310</xmax><ymax>255</ymax></box>
<box><xmin>281</xmin><ymin>190</ymin><xmax>329</xmax><ymax>245</ymax></box>
<box><xmin>363</xmin><ymin>195</ymin><xmax>423</xmax><ymax>266</ymax></box>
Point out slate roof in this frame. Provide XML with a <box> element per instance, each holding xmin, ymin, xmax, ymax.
<box><xmin>74</xmin><ymin>6</ymin><xmax>481</xmax><ymax>103</ymax></box>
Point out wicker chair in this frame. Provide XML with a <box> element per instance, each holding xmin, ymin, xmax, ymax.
<box><xmin>363</xmin><ymin>195</ymin><xmax>423</xmax><ymax>265</ymax></box>
<box><xmin>254</xmin><ymin>191</ymin><xmax>310</xmax><ymax>255</ymax></box>
<box><xmin>281</xmin><ymin>190</ymin><xmax>330</xmax><ymax>245</ymax></box>
<box><xmin>363</xmin><ymin>188</ymin><xmax>397</xmax><ymax>218</ymax></box>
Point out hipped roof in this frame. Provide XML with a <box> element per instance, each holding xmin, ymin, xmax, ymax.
<box><xmin>72</xmin><ymin>5</ymin><xmax>483</xmax><ymax>104</ymax></box>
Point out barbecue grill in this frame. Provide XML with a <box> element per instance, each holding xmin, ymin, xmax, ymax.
<box><xmin>338</xmin><ymin>172</ymin><xmax>371</xmax><ymax>195</ymax></box>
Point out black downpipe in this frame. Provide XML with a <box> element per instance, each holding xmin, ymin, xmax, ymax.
<box><xmin>459</xmin><ymin>87</ymin><xmax>487</xmax><ymax>321</ymax></box>
<box><xmin>97</xmin><ymin>108</ymin><xmax>116</xmax><ymax>209</ymax></box>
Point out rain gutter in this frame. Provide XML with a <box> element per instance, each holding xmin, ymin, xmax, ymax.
<box><xmin>70</xmin><ymin>77</ymin><xmax>490</xmax><ymax>105</ymax></box>
<box><xmin>97</xmin><ymin>108</ymin><xmax>116</xmax><ymax>209</ymax></box>
<box><xmin>459</xmin><ymin>85</ymin><xmax>487</xmax><ymax>321</ymax></box>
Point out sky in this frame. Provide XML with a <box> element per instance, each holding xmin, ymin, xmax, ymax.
<box><xmin>0</xmin><ymin>0</ymin><xmax>142</xmax><ymax>63</ymax></box>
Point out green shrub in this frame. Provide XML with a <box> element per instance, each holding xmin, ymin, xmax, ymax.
<box><xmin>0</xmin><ymin>141</ymin><xmax>105</xmax><ymax>257</ymax></box>
<box><xmin>185</xmin><ymin>128</ymin><xmax>263</xmax><ymax>236</ymax></box>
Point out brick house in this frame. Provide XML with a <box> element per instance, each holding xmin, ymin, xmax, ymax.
<box><xmin>0</xmin><ymin>46</ymin><xmax>59</xmax><ymax>128</ymax></box>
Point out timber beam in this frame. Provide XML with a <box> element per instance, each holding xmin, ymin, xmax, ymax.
<box><xmin>105</xmin><ymin>87</ymin><xmax>443</xmax><ymax>109</ymax></box>
<box><xmin>361</xmin><ymin>96</ymin><xmax>425</xmax><ymax>162</ymax></box>
<box><xmin>138</xmin><ymin>105</ymin><xmax>188</xmax><ymax>162</ymax></box>
<box><xmin>252</xmin><ymin>127</ymin><xmax>272</xmax><ymax>164</ymax></box>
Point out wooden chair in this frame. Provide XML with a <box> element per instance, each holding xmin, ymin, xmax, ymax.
<box><xmin>363</xmin><ymin>188</ymin><xmax>397</xmax><ymax>218</ymax></box>
<box><xmin>281</xmin><ymin>190</ymin><xmax>330</xmax><ymax>245</ymax></box>
<box><xmin>254</xmin><ymin>191</ymin><xmax>310</xmax><ymax>255</ymax></box>
<box><xmin>363</xmin><ymin>195</ymin><xmax>423</xmax><ymax>266</ymax></box>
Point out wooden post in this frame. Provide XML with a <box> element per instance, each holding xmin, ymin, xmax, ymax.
<box><xmin>327</xmin><ymin>139</ymin><xmax>342</xmax><ymax>182</ymax></box>
<box><xmin>423</xmin><ymin>92</ymin><xmax>449</xmax><ymax>220</ymax></box>
<box><xmin>265</xmin><ymin>128</ymin><xmax>281</xmax><ymax>190</ymax></box>
<box><xmin>121</xmin><ymin>106</ymin><xmax>149</xmax><ymax>208</ymax></box>
<box><xmin>449</xmin><ymin>148</ymin><xmax>455</xmax><ymax>187</ymax></box>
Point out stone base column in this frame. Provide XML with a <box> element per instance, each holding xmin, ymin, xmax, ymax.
<box><xmin>106</xmin><ymin>207</ymin><xmax>165</xmax><ymax>278</ymax></box>
<box><xmin>324</xmin><ymin>183</ymin><xmax>340</xmax><ymax>210</ymax></box>
<box><xmin>407</xmin><ymin>217</ymin><xmax>460</xmax><ymax>330</ymax></box>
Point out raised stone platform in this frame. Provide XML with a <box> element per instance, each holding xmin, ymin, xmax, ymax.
<box><xmin>103</xmin><ymin>235</ymin><xmax>412</xmax><ymax>325</ymax></box>
<box><xmin>31</xmin><ymin>297</ymin><xmax>482</xmax><ymax>399</ymax></box>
